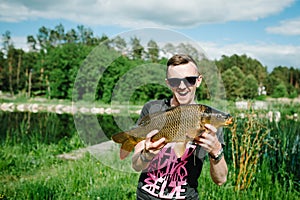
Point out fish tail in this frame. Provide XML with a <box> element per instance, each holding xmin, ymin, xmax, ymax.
<box><xmin>111</xmin><ymin>132</ymin><xmax>139</xmax><ymax>160</ymax></box>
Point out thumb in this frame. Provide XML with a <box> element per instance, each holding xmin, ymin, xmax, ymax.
<box><xmin>205</xmin><ymin>124</ymin><xmax>217</xmax><ymax>136</ymax></box>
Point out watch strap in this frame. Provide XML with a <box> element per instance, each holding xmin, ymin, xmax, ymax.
<box><xmin>209</xmin><ymin>147</ymin><xmax>224</xmax><ymax>162</ymax></box>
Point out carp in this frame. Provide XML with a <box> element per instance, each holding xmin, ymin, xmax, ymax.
<box><xmin>112</xmin><ymin>104</ymin><xmax>233</xmax><ymax>160</ymax></box>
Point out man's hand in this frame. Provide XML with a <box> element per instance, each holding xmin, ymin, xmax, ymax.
<box><xmin>132</xmin><ymin>130</ymin><xmax>166</xmax><ymax>171</ymax></box>
<box><xmin>193</xmin><ymin>124</ymin><xmax>227</xmax><ymax>185</ymax></box>
<box><xmin>144</xmin><ymin>130</ymin><xmax>166</xmax><ymax>155</ymax></box>
<box><xmin>193</xmin><ymin>124</ymin><xmax>222</xmax><ymax>155</ymax></box>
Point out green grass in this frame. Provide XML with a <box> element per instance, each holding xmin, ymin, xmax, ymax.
<box><xmin>1</xmin><ymin>136</ymin><xmax>299</xmax><ymax>200</ymax></box>
<box><xmin>1</xmin><ymin>153</ymin><xmax>139</xmax><ymax>199</ymax></box>
<box><xmin>0</xmin><ymin>134</ymin><xmax>139</xmax><ymax>200</ymax></box>
<box><xmin>198</xmin><ymin>160</ymin><xmax>299</xmax><ymax>200</ymax></box>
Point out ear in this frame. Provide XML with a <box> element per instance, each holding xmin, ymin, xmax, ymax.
<box><xmin>165</xmin><ymin>78</ymin><xmax>171</xmax><ymax>88</ymax></box>
<box><xmin>196</xmin><ymin>75</ymin><xmax>202</xmax><ymax>87</ymax></box>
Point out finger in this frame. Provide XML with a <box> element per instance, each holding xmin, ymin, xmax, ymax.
<box><xmin>200</xmin><ymin>137</ymin><xmax>213</xmax><ymax>146</ymax></box>
<box><xmin>198</xmin><ymin>142</ymin><xmax>210</xmax><ymax>152</ymax></box>
<box><xmin>194</xmin><ymin>131</ymin><xmax>207</xmax><ymax>144</ymax></box>
<box><xmin>205</xmin><ymin>124</ymin><xmax>217</xmax><ymax>132</ymax></box>
<box><xmin>199</xmin><ymin>137</ymin><xmax>215</xmax><ymax>152</ymax></box>
<box><xmin>205</xmin><ymin>124</ymin><xmax>217</xmax><ymax>135</ymax></box>
<box><xmin>151</xmin><ymin>138</ymin><xmax>166</xmax><ymax>148</ymax></box>
<box><xmin>146</xmin><ymin>129</ymin><xmax>159</xmax><ymax>138</ymax></box>
<box><xmin>201</xmin><ymin>131</ymin><xmax>208</xmax><ymax>138</ymax></box>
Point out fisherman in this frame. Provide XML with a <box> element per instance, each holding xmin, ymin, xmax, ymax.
<box><xmin>132</xmin><ymin>54</ymin><xmax>228</xmax><ymax>199</ymax></box>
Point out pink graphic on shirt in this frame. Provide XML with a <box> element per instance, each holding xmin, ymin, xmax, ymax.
<box><xmin>141</xmin><ymin>144</ymin><xmax>196</xmax><ymax>199</ymax></box>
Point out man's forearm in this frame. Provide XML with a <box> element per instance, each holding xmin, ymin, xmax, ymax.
<box><xmin>132</xmin><ymin>150</ymin><xmax>152</xmax><ymax>171</ymax></box>
<box><xmin>209</xmin><ymin>156</ymin><xmax>228</xmax><ymax>185</ymax></box>
<box><xmin>132</xmin><ymin>141</ymin><xmax>156</xmax><ymax>171</ymax></box>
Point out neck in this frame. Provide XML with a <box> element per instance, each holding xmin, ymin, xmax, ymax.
<box><xmin>170</xmin><ymin>97</ymin><xmax>196</xmax><ymax>107</ymax></box>
<box><xmin>170</xmin><ymin>97</ymin><xmax>178</xmax><ymax>107</ymax></box>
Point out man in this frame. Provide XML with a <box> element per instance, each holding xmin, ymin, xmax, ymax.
<box><xmin>132</xmin><ymin>54</ymin><xmax>228</xmax><ymax>199</ymax></box>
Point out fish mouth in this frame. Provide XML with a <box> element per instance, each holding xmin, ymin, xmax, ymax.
<box><xmin>225</xmin><ymin>116</ymin><xmax>234</xmax><ymax>125</ymax></box>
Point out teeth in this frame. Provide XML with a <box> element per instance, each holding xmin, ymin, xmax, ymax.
<box><xmin>178</xmin><ymin>92</ymin><xmax>188</xmax><ymax>95</ymax></box>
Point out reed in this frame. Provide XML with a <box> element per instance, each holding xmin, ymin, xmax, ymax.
<box><xmin>230</xmin><ymin>107</ymin><xmax>272</xmax><ymax>190</ymax></box>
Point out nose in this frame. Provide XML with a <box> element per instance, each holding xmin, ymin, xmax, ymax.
<box><xmin>178</xmin><ymin>80</ymin><xmax>187</xmax><ymax>89</ymax></box>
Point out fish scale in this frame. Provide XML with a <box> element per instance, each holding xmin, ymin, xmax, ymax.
<box><xmin>112</xmin><ymin>104</ymin><xmax>233</xmax><ymax>160</ymax></box>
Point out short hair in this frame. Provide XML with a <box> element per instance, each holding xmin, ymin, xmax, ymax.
<box><xmin>166</xmin><ymin>54</ymin><xmax>199</xmax><ymax>77</ymax></box>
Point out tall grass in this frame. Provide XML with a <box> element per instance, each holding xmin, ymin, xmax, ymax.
<box><xmin>230</xmin><ymin>107</ymin><xmax>272</xmax><ymax>190</ymax></box>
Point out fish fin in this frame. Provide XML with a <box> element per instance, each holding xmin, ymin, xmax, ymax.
<box><xmin>174</xmin><ymin>142</ymin><xmax>187</xmax><ymax>158</ymax></box>
<box><xmin>119</xmin><ymin>140</ymin><xmax>133</xmax><ymax>160</ymax></box>
<box><xmin>111</xmin><ymin>132</ymin><xmax>139</xmax><ymax>160</ymax></box>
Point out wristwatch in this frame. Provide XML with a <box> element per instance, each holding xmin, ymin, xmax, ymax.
<box><xmin>209</xmin><ymin>147</ymin><xmax>224</xmax><ymax>162</ymax></box>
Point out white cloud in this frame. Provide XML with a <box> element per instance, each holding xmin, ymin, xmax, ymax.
<box><xmin>266</xmin><ymin>17</ymin><xmax>300</xmax><ymax>36</ymax></box>
<box><xmin>200</xmin><ymin>42</ymin><xmax>300</xmax><ymax>71</ymax></box>
<box><xmin>0</xmin><ymin>0</ymin><xmax>295</xmax><ymax>27</ymax></box>
<box><xmin>10</xmin><ymin>36</ymin><xmax>29</xmax><ymax>51</ymax></box>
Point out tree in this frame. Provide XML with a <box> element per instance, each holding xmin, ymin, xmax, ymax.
<box><xmin>111</xmin><ymin>36</ymin><xmax>127</xmax><ymax>53</ymax></box>
<box><xmin>215</xmin><ymin>54</ymin><xmax>267</xmax><ymax>84</ymax></box>
<box><xmin>55</xmin><ymin>23</ymin><xmax>65</xmax><ymax>44</ymax></box>
<box><xmin>130</xmin><ymin>37</ymin><xmax>144</xmax><ymax>60</ymax></box>
<box><xmin>163</xmin><ymin>43</ymin><xmax>176</xmax><ymax>56</ymax></box>
<box><xmin>44</xmin><ymin>43</ymin><xmax>92</xmax><ymax>99</ymax></box>
<box><xmin>222</xmin><ymin>68</ymin><xmax>245</xmax><ymax>100</ymax></box>
<box><xmin>197</xmin><ymin>59</ymin><xmax>226</xmax><ymax>100</ymax></box>
<box><xmin>2</xmin><ymin>31</ymin><xmax>15</xmax><ymax>95</ymax></box>
<box><xmin>77</xmin><ymin>25</ymin><xmax>94</xmax><ymax>45</ymax></box>
<box><xmin>272</xmin><ymin>82</ymin><xmax>288</xmax><ymax>98</ymax></box>
<box><xmin>23</xmin><ymin>51</ymin><xmax>39</xmax><ymax>97</ymax></box>
<box><xmin>231</xmin><ymin>66</ymin><xmax>245</xmax><ymax>82</ymax></box>
<box><xmin>0</xmin><ymin>51</ymin><xmax>5</xmax><ymax>90</ymax></box>
<box><xmin>147</xmin><ymin>39</ymin><xmax>159</xmax><ymax>62</ymax></box>
<box><xmin>243</xmin><ymin>74</ymin><xmax>258</xmax><ymax>99</ymax></box>
<box><xmin>65</xmin><ymin>29</ymin><xmax>78</xmax><ymax>43</ymax></box>
<box><xmin>27</xmin><ymin>35</ymin><xmax>37</xmax><ymax>51</ymax></box>
<box><xmin>37</xmin><ymin>26</ymin><xmax>50</xmax><ymax>51</ymax></box>
<box><xmin>176</xmin><ymin>43</ymin><xmax>203</xmax><ymax>61</ymax></box>
<box><xmin>270</xmin><ymin>66</ymin><xmax>299</xmax><ymax>96</ymax></box>
<box><xmin>222</xmin><ymin>69</ymin><xmax>237</xmax><ymax>100</ymax></box>
<box><xmin>49</xmin><ymin>29</ymin><xmax>60</xmax><ymax>47</ymax></box>
<box><xmin>2</xmin><ymin>31</ymin><xmax>13</xmax><ymax>53</ymax></box>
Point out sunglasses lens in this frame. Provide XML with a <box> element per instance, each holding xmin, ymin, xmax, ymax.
<box><xmin>168</xmin><ymin>78</ymin><xmax>181</xmax><ymax>87</ymax></box>
<box><xmin>168</xmin><ymin>76</ymin><xmax>198</xmax><ymax>87</ymax></box>
<box><xmin>186</xmin><ymin>77</ymin><xmax>197</xmax><ymax>86</ymax></box>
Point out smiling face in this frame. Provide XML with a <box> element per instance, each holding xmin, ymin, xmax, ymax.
<box><xmin>166</xmin><ymin>62</ymin><xmax>202</xmax><ymax>106</ymax></box>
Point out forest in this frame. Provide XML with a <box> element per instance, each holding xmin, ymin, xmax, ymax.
<box><xmin>0</xmin><ymin>23</ymin><xmax>299</xmax><ymax>103</ymax></box>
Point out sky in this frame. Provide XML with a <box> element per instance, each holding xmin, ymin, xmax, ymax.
<box><xmin>0</xmin><ymin>0</ymin><xmax>300</xmax><ymax>72</ymax></box>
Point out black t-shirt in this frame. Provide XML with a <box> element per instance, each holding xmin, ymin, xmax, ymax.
<box><xmin>136</xmin><ymin>99</ymin><xmax>224</xmax><ymax>200</ymax></box>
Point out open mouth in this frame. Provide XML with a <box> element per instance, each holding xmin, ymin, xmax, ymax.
<box><xmin>177</xmin><ymin>91</ymin><xmax>188</xmax><ymax>96</ymax></box>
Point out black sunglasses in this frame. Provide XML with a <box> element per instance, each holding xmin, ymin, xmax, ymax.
<box><xmin>167</xmin><ymin>76</ymin><xmax>199</xmax><ymax>88</ymax></box>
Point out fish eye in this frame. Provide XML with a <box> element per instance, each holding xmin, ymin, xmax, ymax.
<box><xmin>216</xmin><ymin>114</ymin><xmax>222</xmax><ymax>118</ymax></box>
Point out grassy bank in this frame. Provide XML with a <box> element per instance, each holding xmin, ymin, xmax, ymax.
<box><xmin>1</xmin><ymin>133</ymin><xmax>299</xmax><ymax>200</ymax></box>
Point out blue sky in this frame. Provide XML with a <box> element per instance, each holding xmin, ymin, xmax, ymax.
<box><xmin>1</xmin><ymin>0</ymin><xmax>300</xmax><ymax>72</ymax></box>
